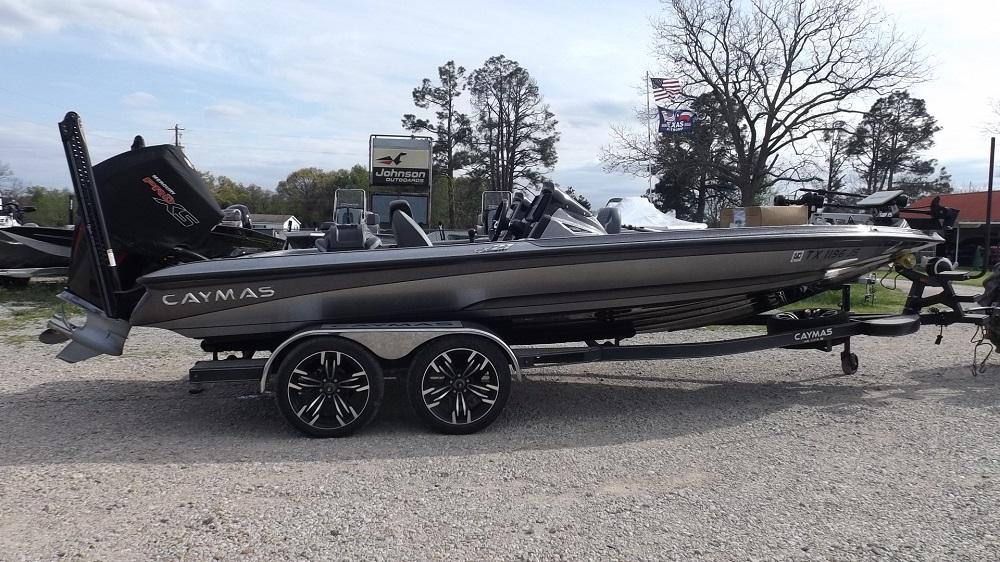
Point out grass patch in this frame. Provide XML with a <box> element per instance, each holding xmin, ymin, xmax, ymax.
<box><xmin>954</xmin><ymin>270</ymin><xmax>991</xmax><ymax>287</ymax></box>
<box><xmin>874</xmin><ymin>265</ymin><xmax>989</xmax><ymax>288</ymax></box>
<box><xmin>782</xmin><ymin>283</ymin><xmax>909</xmax><ymax>314</ymax></box>
<box><xmin>0</xmin><ymin>281</ymin><xmax>81</xmax><ymax>337</ymax></box>
<box><xmin>0</xmin><ymin>280</ymin><xmax>67</xmax><ymax>306</ymax></box>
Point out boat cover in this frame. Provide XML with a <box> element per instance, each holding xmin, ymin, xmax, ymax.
<box><xmin>93</xmin><ymin>144</ymin><xmax>222</xmax><ymax>256</ymax></box>
<box><xmin>608</xmin><ymin>197</ymin><xmax>708</xmax><ymax>230</ymax></box>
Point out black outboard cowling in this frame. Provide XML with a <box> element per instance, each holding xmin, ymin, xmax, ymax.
<box><xmin>62</xmin><ymin>131</ymin><xmax>281</xmax><ymax>319</ymax></box>
<box><xmin>92</xmin><ymin>145</ymin><xmax>222</xmax><ymax>257</ymax></box>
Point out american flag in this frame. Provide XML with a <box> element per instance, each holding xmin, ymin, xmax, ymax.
<box><xmin>650</xmin><ymin>77</ymin><xmax>681</xmax><ymax>102</ymax></box>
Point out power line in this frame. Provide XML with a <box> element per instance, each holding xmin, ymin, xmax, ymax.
<box><xmin>184</xmin><ymin>142</ymin><xmax>354</xmax><ymax>156</ymax></box>
<box><xmin>1</xmin><ymin>104</ymin><xmax>361</xmax><ymax>158</ymax></box>
<box><xmin>185</xmin><ymin>125</ymin><xmax>357</xmax><ymax>142</ymax></box>
<box><xmin>0</xmin><ymin>110</ymin><xmax>131</xmax><ymax>144</ymax></box>
<box><xmin>0</xmin><ymin>111</ymin><xmax>355</xmax><ymax>156</ymax></box>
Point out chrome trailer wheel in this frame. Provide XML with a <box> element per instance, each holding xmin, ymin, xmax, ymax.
<box><xmin>406</xmin><ymin>336</ymin><xmax>511</xmax><ymax>435</ymax></box>
<box><xmin>275</xmin><ymin>337</ymin><xmax>384</xmax><ymax>438</ymax></box>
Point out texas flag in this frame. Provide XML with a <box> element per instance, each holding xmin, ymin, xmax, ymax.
<box><xmin>657</xmin><ymin>107</ymin><xmax>697</xmax><ymax>134</ymax></box>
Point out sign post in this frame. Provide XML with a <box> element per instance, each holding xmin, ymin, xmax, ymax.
<box><xmin>369</xmin><ymin>135</ymin><xmax>434</xmax><ymax>227</ymax></box>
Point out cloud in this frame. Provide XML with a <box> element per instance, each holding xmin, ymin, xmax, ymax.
<box><xmin>122</xmin><ymin>91</ymin><xmax>156</xmax><ymax>108</ymax></box>
<box><xmin>0</xmin><ymin>115</ymin><xmax>134</xmax><ymax>188</ymax></box>
<box><xmin>0</xmin><ymin>0</ymin><xmax>171</xmax><ymax>40</ymax></box>
<box><xmin>0</xmin><ymin>0</ymin><xmax>234</xmax><ymax>71</ymax></box>
<box><xmin>0</xmin><ymin>1</ymin><xmax>60</xmax><ymax>40</ymax></box>
<box><xmin>204</xmin><ymin>103</ymin><xmax>248</xmax><ymax>119</ymax></box>
<box><xmin>557</xmin><ymin>99</ymin><xmax>634</xmax><ymax>128</ymax></box>
<box><xmin>552</xmin><ymin>163</ymin><xmax>649</xmax><ymax>206</ymax></box>
<box><xmin>940</xmin><ymin>157</ymin><xmax>992</xmax><ymax>191</ymax></box>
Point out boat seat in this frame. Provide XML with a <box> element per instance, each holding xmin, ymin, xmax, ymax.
<box><xmin>597</xmin><ymin>206</ymin><xmax>621</xmax><ymax>234</ymax></box>
<box><xmin>316</xmin><ymin>223</ymin><xmax>381</xmax><ymax>251</ymax></box>
<box><xmin>390</xmin><ymin>200</ymin><xmax>412</xmax><ymax>218</ymax></box>
<box><xmin>390</xmin><ymin>200</ymin><xmax>433</xmax><ymax>248</ymax></box>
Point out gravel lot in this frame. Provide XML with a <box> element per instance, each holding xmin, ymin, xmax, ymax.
<box><xmin>1</xmin><ymin>316</ymin><xmax>999</xmax><ymax>560</ymax></box>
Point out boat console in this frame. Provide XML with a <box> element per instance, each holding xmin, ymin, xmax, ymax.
<box><xmin>491</xmin><ymin>186</ymin><xmax>606</xmax><ymax>241</ymax></box>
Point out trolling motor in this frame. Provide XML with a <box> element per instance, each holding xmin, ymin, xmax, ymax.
<box><xmin>899</xmin><ymin>196</ymin><xmax>960</xmax><ymax>237</ymax></box>
<box><xmin>774</xmin><ymin>188</ymin><xmax>912</xmax><ymax>226</ymax></box>
<box><xmin>773</xmin><ymin>191</ymin><xmax>826</xmax><ymax>216</ymax></box>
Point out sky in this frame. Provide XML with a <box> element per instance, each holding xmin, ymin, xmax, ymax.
<box><xmin>1</xmin><ymin>0</ymin><xmax>999</xmax><ymax>207</ymax></box>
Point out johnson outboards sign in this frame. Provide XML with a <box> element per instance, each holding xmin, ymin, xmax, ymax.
<box><xmin>370</xmin><ymin>136</ymin><xmax>432</xmax><ymax>188</ymax></box>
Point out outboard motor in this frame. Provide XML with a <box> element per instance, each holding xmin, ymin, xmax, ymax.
<box><xmin>47</xmin><ymin>112</ymin><xmax>282</xmax><ymax>360</ymax></box>
<box><xmin>66</xmin><ymin>140</ymin><xmax>281</xmax><ymax>317</ymax></box>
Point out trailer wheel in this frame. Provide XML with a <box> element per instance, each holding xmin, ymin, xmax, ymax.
<box><xmin>406</xmin><ymin>335</ymin><xmax>511</xmax><ymax>435</ymax></box>
<box><xmin>275</xmin><ymin>337</ymin><xmax>383</xmax><ymax>438</ymax></box>
<box><xmin>841</xmin><ymin>352</ymin><xmax>859</xmax><ymax>376</ymax></box>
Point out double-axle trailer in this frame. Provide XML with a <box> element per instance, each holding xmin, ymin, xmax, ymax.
<box><xmin>169</xmin><ymin>264</ymin><xmax>990</xmax><ymax>437</ymax></box>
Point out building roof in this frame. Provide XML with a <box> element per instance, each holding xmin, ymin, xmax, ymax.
<box><xmin>906</xmin><ymin>191</ymin><xmax>1000</xmax><ymax>223</ymax></box>
<box><xmin>252</xmin><ymin>214</ymin><xmax>298</xmax><ymax>224</ymax></box>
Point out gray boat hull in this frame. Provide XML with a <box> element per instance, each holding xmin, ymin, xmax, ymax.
<box><xmin>129</xmin><ymin>224</ymin><xmax>939</xmax><ymax>346</ymax></box>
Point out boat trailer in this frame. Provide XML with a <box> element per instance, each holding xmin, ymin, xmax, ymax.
<box><xmin>177</xmin><ymin>258</ymin><xmax>999</xmax><ymax>436</ymax></box>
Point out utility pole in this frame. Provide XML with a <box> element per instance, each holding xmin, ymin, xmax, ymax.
<box><xmin>167</xmin><ymin>124</ymin><xmax>185</xmax><ymax>149</ymax></box>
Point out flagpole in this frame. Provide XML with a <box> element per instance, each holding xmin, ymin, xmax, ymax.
<box><xmin>646</xmin><ymin>71</ymin><xmax>653</xmax><ymax>197</ymax></box>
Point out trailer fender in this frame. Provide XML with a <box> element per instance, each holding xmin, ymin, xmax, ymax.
<box><xmin>260</xmin><ymin>322</ymin><xmax>518</xmax><ymax>393</ymax></box>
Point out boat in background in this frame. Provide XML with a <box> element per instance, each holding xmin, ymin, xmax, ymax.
<box><xmin>0</xmin><ymin>197</ymin><xmax>73</xmax><ymax>284</ymax></box>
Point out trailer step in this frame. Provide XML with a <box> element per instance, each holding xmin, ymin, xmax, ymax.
<box><xmin>189</xmin><ymin>358</ymin><xmax>266</xmax><ymax>383</ymax></box>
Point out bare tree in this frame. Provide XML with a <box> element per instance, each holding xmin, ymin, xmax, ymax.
<box><xmin>0</xmin><ymin>161</ymin><xmax>26</xmax><ymax>199</ymax></box>
<box><xmin>987</xmin><ymin>100</ymin><xmax>1000</xmax><ymax>135</ymax></box>
<box><xmin>655</xmin><ymin>0</ymin><xmax>925</xmax><ymax>204</ymax></box>
<box><xmin>602</xmin><ymin>123</ymin><xmax>648</xmax><ymax>178</ymax></box>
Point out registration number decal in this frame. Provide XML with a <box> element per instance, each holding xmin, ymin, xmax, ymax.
<box><xmin>791</xmin><ymin>248</ymin><xmax>860</xmax><ymax>262</ymax></box>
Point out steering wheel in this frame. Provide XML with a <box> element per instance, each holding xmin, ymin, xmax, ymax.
<box><xmin>491</xmin><ymin>191</ymin><xmax>555</xmax><ymax>241</ymax></box>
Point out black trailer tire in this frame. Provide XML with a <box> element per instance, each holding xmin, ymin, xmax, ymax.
<box><xmin>841</xmin><ymin>352</ymin><xmax>859</xmax><ymax>376</ymax></box>
<box><xmin>406</xmin><ymin>335</ymin><xmax>511</xmax><ymax>435</ymax></box>
<box><xmin>275</xmin><ymin>337</ymin><xmax>383</xmax><ymax>438</ymax></box>
<box><xmin>767</xmin><ymin>308</ymin><xmax>848</xmax><ymax>333</ymax></box>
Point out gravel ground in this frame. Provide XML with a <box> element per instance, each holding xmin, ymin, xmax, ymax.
<box><xmin>1</xmin><ymin>319</ymin><xmax>999</xmax><ymax>561</ymax></box>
